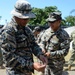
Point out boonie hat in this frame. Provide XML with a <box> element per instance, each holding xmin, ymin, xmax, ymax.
<box><xmin>46</xmin><ymin>12</ymin><xmax>62</xmax><ymax>22</ymax></box>
<box><xmin>11</xmin><ymin>0</ymin><xmax>36</xmax><ymax>19</ymax></box>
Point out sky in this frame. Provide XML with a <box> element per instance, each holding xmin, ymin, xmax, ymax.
<box><xmin>0</xmin><ymin>0</ymin><xmax>75</xmax><ymax>25</ymax></box>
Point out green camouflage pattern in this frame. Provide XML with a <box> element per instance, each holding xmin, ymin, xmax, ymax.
<box><xmin>39</xmin><ymin>27</ymin><xmax>70</xmax><ymax>75</ymax></box>
<box><xmin>68</xmin><ymin>30</ymin><xmax>75</xmax><ymax>66</ymax></box>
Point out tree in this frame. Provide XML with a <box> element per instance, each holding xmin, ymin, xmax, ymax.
<box><xmin>64</xmin><ymin>16</ymin><xmax>75</xmax><ymax>26</ymax></box>
<box><xmin>28</xmin><ymin>6</ymin><xmax>61</xmax><ymax>26</ymax></box>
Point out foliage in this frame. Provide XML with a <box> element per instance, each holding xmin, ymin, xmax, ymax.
<box><xmin>28</xmin><ymin>6</ymin><xmax>75</xmax><ymax>27</ymax></box>
<box><xmin>64</xmin><ymin>16</ymin><xmax>75</xmax><ymax>26</ymax></box>
<box><xmin>28</xmin><ymin>6</ymin><xmax>60</xmax><ymax>26</ymax></box>
<box><xmin>1</xmin><ymin>7</ymin><xmax>75</xmax><ymax>27</ymax></box>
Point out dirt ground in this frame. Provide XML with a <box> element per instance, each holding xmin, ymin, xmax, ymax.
<box><xmin>0</xmin><ymin>50</ymin><xmax>75</xmax><ymax>75</ymax></box>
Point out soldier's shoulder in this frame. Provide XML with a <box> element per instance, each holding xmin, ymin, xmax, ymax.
<box><xmin>1</xmin><ymin>22</ymin><xmax>17</xmax><ymax>34</ymax></box>
<box><xmin>60</xmin><ymin>28</ymin><xmax>69</xmax><ymax>39</ymax></box>
<box><xmin>61</xmin><ymin>28</ymin><xmax>69</xmax><ymax>35</ymax></box>
<box><xmin>25</xmin><ymin>26</ymin><xmax>32</xmax><ymax>31</ymax></box>
<box><xmin>71</xmin><ymin>30</ymin><xmax>75</xmax><ymax>35</ymax></box>
<box><xmin>45</xmin><ymin>27</ymin><xmax>51</xmax><ymax>32</ymax></box>
<box><xmin>43</xmin><ymin>28</ymin><xmax>51</xmax><ymax>35</ymax></box>
<box><xmin>41</xmin><ymin>28</ymin><xmax>51</xmax><ymax>41</ymax></box>
<box><xmin>25</xmin><ymin>26</ymin><xmax>33</xmax><ymax>34</ymax></box>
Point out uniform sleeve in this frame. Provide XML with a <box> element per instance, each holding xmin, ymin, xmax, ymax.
<box><xmin>38</xmin><ymin>32</ymin><xmax>47</xmax><ymax>49</ymax></box>
<box><xmin>0</xmin><ymin>29</ymin><xmax>33</xmax><ymax>71</ymax></box>
<box><xmin>28</xmin><ymin>29</ymin><xmax>44</xmax><ymax>58</ymax></box>
<box><xmin>70</xmin><ymin>32</ymin><xmax>74</xmax><ymax>41</ymax></box>
<box><xmin>50</xmin><ymin>31</ymin><xmax>70</xmax><ymax>58</ymax></box>
<box><xmin>31</xmin><ymin>41</ymin><xmax>44</xmax><ymax>58</ymax></box>
<box><xmin>24</xmin><ymin>26</ymin><xmax>45</xmax><ymax>59</ymax></box>
<box><xmin>71</xmin><ymin>31</ymin><xmax>75</xmax><ymax>49</ymax></box>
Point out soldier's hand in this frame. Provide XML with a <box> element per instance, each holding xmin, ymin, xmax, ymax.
<box><xmin>33</xmin><ymin>62</ymin><xmax>46</xmax><ymax>72</ymax></box>
<box><xmin>42</xmin><ymin>50</ymin><xmax>46</xmax><ymax>53</ymax></box>
<box><xmin>45</xmin><ymin>52</ymin><xmax>50</xmax><ymax>58</ymax></box>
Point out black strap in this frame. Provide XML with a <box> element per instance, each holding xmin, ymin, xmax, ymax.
<box><xmin>47</xmin><ymin>33</ymin><xmax>55</xmax><ymax>43</ymax></box>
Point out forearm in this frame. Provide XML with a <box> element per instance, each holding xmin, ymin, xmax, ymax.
<box><xmin>50</xmin><ymin>48</ymin><xmax>69</xmax><ymax>58</ymax></box>
<box><xmin>50</xmin><ymin>38</ymin><xmax>70</xmax><ymax>58</ymax></box>
<box><xmin>31</xmin><ymin>42</ymin><xmax>44</xmax><ymax>58</ymax></box>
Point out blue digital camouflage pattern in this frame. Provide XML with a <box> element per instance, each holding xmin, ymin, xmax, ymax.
<box><xmin>0</xmin><ymin>29</ymin><xmax>4</xmax><ymax>67</ymax></box>
<box><xmin>39</xmin><ymin>27</ymin><xmax>70</xmax><ymax>75</ymax></box>
<box><xmin>0</xmin><ymin>18</ymin><xmax>44</xmax><ymax>75</ymax></box>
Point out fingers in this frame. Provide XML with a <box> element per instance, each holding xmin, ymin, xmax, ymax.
<box><xmin>45</xmin><ymin>52</ymin><xmax>50</xmax><ymax>58</ymax></box>
<box><xmin>42</xmin><ymin>50</ymin><xmax>46</xmax><ymax>53</ymax></box>
<box><xmin>37</xmin><ymin>64</ymin><xmax>46</xmax><ymax>72</ymax></box>
<box><xmin>33</xmin><ymin>62</ymin><xmax>46</xmax><ymax>72</ymax></box>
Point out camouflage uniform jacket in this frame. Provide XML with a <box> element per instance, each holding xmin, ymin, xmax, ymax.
<box><xmin>39</xmin><ymin>27</ymin><xmax>70</xmax><ymax>66</ymax></box>
<box><xmin>0</xmin><ymin>18</ymin><xmax>44</xmax><ymax>73</ymax></box>
<box><xmin>71</xmin><ymin>30</ymin><xmax>75</xmax><ymax>49</ymax></box>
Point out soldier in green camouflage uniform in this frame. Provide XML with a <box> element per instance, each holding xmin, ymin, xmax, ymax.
<box><xmin>39</xmin><ymin>12</ymin><xmax>70</xmax><ymax>75</ymax></box>
<box><xmin>0</xmin><ymin>0</ymin><xmax>47</xmax><ymax>75</ymax></box>
<box><xmin>33</xmin><ymin>26</ymin><xmax>42</xmax><ymax>42</ymax></box>
<box><xmin>66</xmin><ymin>30</ymin><xmax>75</xmax><ymax>70</ymax></box>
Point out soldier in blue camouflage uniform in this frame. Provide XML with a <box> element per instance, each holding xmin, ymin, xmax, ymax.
<box><xmin>0</xmin><ymin>0</ymin><xmax>47</xmax><ymax>75</ymax></box>
<box><xmin>39</xmin><ymin>12</ymin><xmax>70</xmax><ymax>75</ymax></box>
<box><xmin>0</xmin><ymin>24</ymin><xmax>5</xmax><ymax>69</ymax></box>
